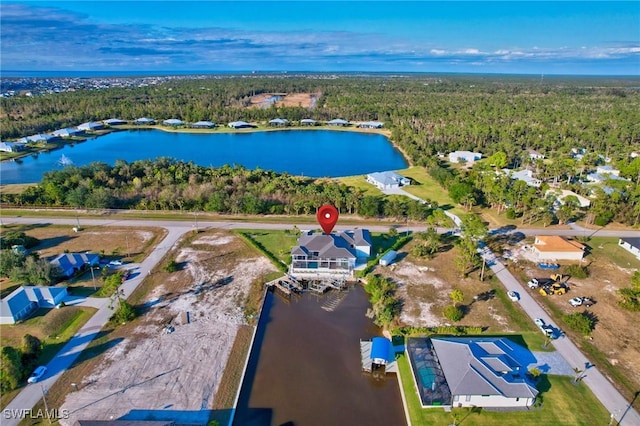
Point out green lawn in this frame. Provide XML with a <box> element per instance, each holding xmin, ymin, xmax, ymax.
<box><xmin>586</xmin><ymin>237</ymin><xmax>640</xmax><ymax>269</ymax></box>
<box><xmin>335</xmin><ymin>174</ymin><xmax>383</xmax><ymax>196</ymax></box>
<box><xmin>397</xmin><ymin>352</ymin><xmax>611</xmax><ymax>426</ymax></box>
<box><xmin>236</xmin><ymin>229</ymin><xmax>300</xmax><ymax>264</ymax></box>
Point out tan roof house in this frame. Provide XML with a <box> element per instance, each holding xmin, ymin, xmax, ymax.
<box><xmin>533</xmin><ymin>236</ymin><xmax>585</xmax><ymax>261</ymax></box>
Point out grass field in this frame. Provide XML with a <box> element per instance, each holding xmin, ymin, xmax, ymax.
<box><xmin>586</xmin><ymin>237</ymin><xmax>640</xmax><ymax>269</ymax></box>
<box><xmin>397</xmin><ymin>352</ymin><xmax>611</xmax><ymax>426</ymax></box>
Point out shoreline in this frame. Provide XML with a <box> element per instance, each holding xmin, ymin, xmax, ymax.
<box><xmin>0</xmin><ymin>125</ymin><xmax>411</xmax><ymax>180</ymax></box>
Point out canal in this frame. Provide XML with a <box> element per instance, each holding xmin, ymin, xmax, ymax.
<box><xmin>233</xmin><ymin>285</ymin><xmax>406</xmax><ymax>426</ymax></box>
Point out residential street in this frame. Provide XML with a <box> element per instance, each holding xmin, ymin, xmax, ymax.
<box><xmin>2</xmin><ymin>214</ymin><xmax>640</xmax><ymax>425</ymax></box>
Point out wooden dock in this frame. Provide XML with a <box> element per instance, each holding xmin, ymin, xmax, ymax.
<box><xmin>266</xmin><ymin>275</ymin><xmax>303</xmax><ymax>296</ymax></box>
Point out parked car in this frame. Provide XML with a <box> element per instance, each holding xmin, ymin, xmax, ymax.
<box><xmin>569</xmin><ymin>297</ymin><xmax>584</xmax><ymax>307</ymax></box>
<box><xmin>534</xmin><ymin>318</ymin><xmax>545</xmax><ymax>328</ymax></box>
<box><xmin>109</xmin><ymin>260</ymin><xmax>123</xmax><ymax>267</ymax></box>
<box><xmin>27</xmin><ymin>366</ymin><xmax>47</xmax><ymax>384</ymax></box>
<box><xmin>527</xmin><ymin>278</ymin><xmax>540</xmax><ymax>289</ymax></box>
<box><xmin>507</xmin><ymin>291</ymin><xmax>520</xmax><ymax>301</ymax></box>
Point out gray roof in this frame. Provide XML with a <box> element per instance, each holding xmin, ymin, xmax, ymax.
<box><xmin>367</xmin><ymin>171</ymin><xmax>408</xmax><ymax>187</ymax></box>
<box><xmin>192</xmin><ymin>121</ymin><xmax>215</xmax><ymax>127</ymax></box>
<box><xmin>292</xmin><ymin>229</ymin><xmax>371</xmax><ymax>259</ymax></box>
<box><xmin>163</xmin><ymin>118</ymin><xmax>184</xmax><ymax>125</ymax></box>
<box><xmin>228</xmin><ymin>120</ymin><xmax>251</xmax><ymax>128</ymax></box>
<box><xmin>134</xmin><ymin>117</ymin><xmax>155</xmax><ymax>123</ymax></box>
<box><xmin>103</xmin><ymin>118</ymin><xmax>127</xmax><ymax>125</ymax></box>
<box><xmin>431</xmin><ymin>337</ymin><xmax>538</xmax><ymax>399</ymax></box>
<box><xmin>269</xmin><ymin>118</ymin><xmax>289</xmax><ymax>124</ymax></box>
<box><xmin>621</xmin><ymin>237</ymin><xmax>640</xmax><ymax>250</ymax></box>
<box><xmin>78</xmin><ymin>121</ymin><xmax>104</xmax><ymax>130</ymax></box>
<box><xmin>327</xmin><ymin>118</ymin><xmax>349</xmax><ymax>125</ymax></box>
<box><xmin>300</xmin><ymin>118</ymin><xmax>317</xmax><ymax>123</ymax></box>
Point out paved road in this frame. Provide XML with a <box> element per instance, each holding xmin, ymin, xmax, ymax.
<box><xmin>3</xmin><ymin>214</ymin><xmax>640</xmax><ymax>425</ymax></box>
<box><xmin>2</xmin><ymin>223</ymin><xmax>187</xmax><ymax>426</ymax></box>
<box><xmin>479</xmin><ymin>248</ymin><xmax>640</xmax><ymax>425</ymax></box>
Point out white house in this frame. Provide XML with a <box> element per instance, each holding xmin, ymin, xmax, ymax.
<box><xmin>358</xmin><ymin>121</ymin><xmax>384</xmax><ymax>129</ymax></box>
<box><xmin>596</xmin><ymin>165</ymin><xmax>620</xmax><ymax>176</ymax></box>
<box><xmin>366</xmin><ymin>171</ymin><xmax>411</xmax><ymax>190</ymax></box>
<box><xmin>26</xmin><ymin>133</ymin><xmax>56</xmax><ymax>143</ymax></box>
<box><xmin>527</xmin><ymin>149</ymin><xmax>545</xmax><ymax>160</ymax></box>
<box><xmin>163</xmin><ymin>118</ymin><xmax>184</xmax><ymax>126</ymax></box>
<box><xmin>0</xmin><ymin>286</ymin><xmax>68</xmax><ymax>324</ymax></box>
<box><xmin>103</xmin><ymin>118</ymin><xmax>127</xmax><ymax>126</ymax></box>
<box><xmin>290</xmin><ymin>229</ymin><xmax>371</xmax><ymax>278</ymax></box>
<box><xmin>545</xmin><ymin>189</ymin><xmax>591</xmax><ymax>208</ymax></box>
<box><xmin>407</xmin><ymin>337</ymin><xmax>538</xmax><ymax>409</ymax></box>
<box><xmin>133</xmin><ymin>117</ymin><xmax>156</xmax><ymax>125</ymax></box>
<box><xmin>268</xmin><ymin>118</ymin><xmax>289</xmax><ymax>126</ymax></box>
<box><xmin>533</xmin><ymin>236</ymin><xmax>585</xmax><ymax>261</ymax></box>
<box><xmin>77</xmin><ymin>121</ymin><xmax>105</xmax><ymax>131</ymax></box>
<box><xmin>300</xmin><ymin>118</ymin><xmax>317</xmax><ymax>126</ymax></box>
<box><xmin>228</xmin><ymin>121</ymin><xmax>253</xmax><ymax>129</ymax></box>
<box><xmin>0</xmin><ymin>142</ymin><xmax>26</xmax><ymax>153</ymax></box>
<box><xmin>327</xmin><ymin>118</ymin><xmax>350</xmax><ymax>126</ymax></box>
<box><xmin>191</xmin><ymin>121</ymin><xmax>216</xmax><ymax>128</ymax></box>
<box><xmin>619</xmin><ymin>238</ymin><xmax>640</xmax><ymax>260</ymax></box>
<box><xmin>449</xmin><ymin>151</ymin><xmax>482</xmax><ymax>164</ymax></box>
<box><xmin>53</xmin><ymin>128</ymin><xmax>84</xmax><ymax>138</ymax></box>
<box><xmin>508</xmin><ymin>169</ymin><xmax>542</xmax><ymax>188</ymax></box>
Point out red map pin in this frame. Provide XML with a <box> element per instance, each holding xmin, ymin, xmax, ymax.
<box><xmin>317</xmin><ymin>204</ymin><xmax>339</xmax><ymax>234</ymax></box>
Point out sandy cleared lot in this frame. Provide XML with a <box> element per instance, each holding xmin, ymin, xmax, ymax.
<box><xmin>247</xmin><ymin>92</ymin><xmax>320</xmax><ymax>109</ymax></box>
<box><xmin>59</xmin><ymin>231</ymin><xmax>276</xmax><ymax>425</ymax></box>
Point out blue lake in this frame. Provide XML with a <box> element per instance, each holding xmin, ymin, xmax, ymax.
<box><xmin>0</xmin><ymin>129</ymin><xmax>408</xmax><ymax>184</ymax></box>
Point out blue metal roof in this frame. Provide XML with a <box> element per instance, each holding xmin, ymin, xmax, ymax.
<box><xmin>371</xmin><ymin>337</ymin><xmax>394</xmax><ymax>363</ymax></box>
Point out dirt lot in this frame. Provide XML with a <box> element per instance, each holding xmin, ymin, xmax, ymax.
<box><xmin>507</xmin><ymin>240</ymin><xmax>640</xmax><ymax>402</ymax></box>
<box><xmin>56</xmin><ymin>230</ymin><xmax>277</xmax><ymax>425</ymax></box>
<box><xmin>378</xmin><ymin>241</ymin><xmax>514</xmax><ymax>333</ymax></box>
<box><xmin>247</xmin><ymin>92</ymin><xmax>320</xmax><ymax>109</ymax></box>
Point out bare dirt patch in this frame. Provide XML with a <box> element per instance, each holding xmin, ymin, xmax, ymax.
<box><xmin>379</xmin><ymin>240</ymin><xmax>514</xmax><ymax>332</ymax></box>
<box><xmin>58</xmin><ymin>230</ymin><xmax>277</xmax><ymax>425</ymax></box>
<box><xmin>246</xmin><ymin>92</ymin><xmax>320</xmax><ymax>109</ymax></box>
<box><xmin>507</xmin><ymin>239</ymin><xmax>640</xmax><ymax>404</ymax></box>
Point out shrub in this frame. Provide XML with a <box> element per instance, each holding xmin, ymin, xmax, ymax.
<box><xmin>565</xmin><ymin>264</ymin><xmax>589</xmax><ymax>279</ymax></box>
<box><xmin>617</xmin><ymin>288</ymin><xmax>640</xmax><ymax>311</ymax></box>
<box><xmin>164</xmin><ymin>259</ymin><xmax>179</xmax><ymax>272</ymax></box>
<box><xmin>0</xmin><ymin>346</ymin><xmax>22</xmax><ymax>392</ymax></box>
<box><xmin>443</xmin><ymin>305</ymin><xmax>463</xmax><ymax>322</ymax></box>
<box><xmin>505</xmin><ymin>208</ymin><xmax>517</xmax><ymax>219</ymax></box>
<box><xmin>112</xmin><ymin>299</ymin><xmax>136</xmax><ymax>323</ymax></box>
<box><xmin>563</xmin><ymin>311</ymin><xmax>595</xmax><ymax>335</ymax></box>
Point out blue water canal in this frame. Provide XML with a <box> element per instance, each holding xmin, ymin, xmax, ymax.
<box><xmin>0</xmin><ymin>129</ymin><xmax>408</xmax><ymax>184</ymax></box>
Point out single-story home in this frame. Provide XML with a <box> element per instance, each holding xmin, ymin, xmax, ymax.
<box><xmin>596</xmin><ymin>165</ymin><xmax>620</xmax><ymax>176</ymax></box>
<box><xmin>77</xmin><ymin>121</ymin><xmax>105</xmax><ymax>131</ymax></box>
<box><xmin>103</xmin><ymin>118</ymin><xmax>127</xmax><ymax>126</ymax></box>
<box><xmin>269</xmin><ymin>118</ymin><xmax>289</xmax><ymax>126</ymax></box>
<box><xmin>533</xmin><ymin>236</ymin><xmax>585</xmax><ymax>261</ymax></box>
<box><xmin>53</xmin><ymin>128</ymin><xmax>84</xmax><ymax>138</ymax></box>
<box><xmin>585</xmin><ymin>172</ymin><xmax>627</xmax><ymax>184</ymax></box>
<box><xmin>0</xmin><ymin>142</ymin><xmax>26</xmax><ymax>152</ymax></box>
<box><xmin>545</xmin><ymin>189</ymin><xmax>591</xmax><ymax>208</ymax></box>
<box><xmin>0</xmin><ymin>286</ymin><xmax>68</xmax><ymax>324</ymax></box>
<box><xmin>448</xmin><ymin>151</ymin><xmax>482</xmax><ymax>164</ymax></box>
<box><xmin>527</xmin><ymin>149</ymin><xmax>545</xmax><ymax>160</ymax></box>
<box><xmin>228</xmin><ymin>121</ymin><xmax>253</xmax><ymax>129</ymax></box>
<box><xmin>327</xmin><ymin>118</ymin><xmax>350</xmax><ymax>126</ymax></box>
<box><xmin>618</xmin><ymin>238</ymin><xmax>640</xmax><ymax>260</ymax></box>
<box><xmin>300</xmin><ymin>118</ymin><xmax>317</xmax><ymax>126</ymax></box>
<box><xmin>408</xmin><ymin>337</ymin><xmax>538</xmax><ymax>409</ymax></box>
<box><xmin>507</xmin><ymin>169</ymin><xmax>542</xmax><ymax>188</ymax></box>
<box><xmin>163</xmin><ymin>118</ymin><xmax>184</xmax><ymax>126</ymax></box>
<box><xmin>366</xmin><ymin>171</ymin><xmax>411</xmax><ymax>190</ymax></box>
<box><xmin>191</xmin><ymin>121</ymin><xmax>216</xmax><ymax>128</ymax></box>
<box><xmin>290</xmin><ymin>229</ymin><xmax>371</xmax><ymax>277</ymax></box>
<box><xmin>24</xmin><ymin>133</ymin><xmax>56</xmax><ymax>143</ymax></box>
<box><xmin>133</xmin><ymin>117</ymin><xmax>156</xmax><ymax>125</ymax></box>
<box><xmin>358</xmin><ymin>121</ymin><xmax>384</xmax><ymax>129</ymax></box>
<box><xmin>50</xmin><ymin>252</ymin><xmax>100</xmax><ymax>278</ymax></box>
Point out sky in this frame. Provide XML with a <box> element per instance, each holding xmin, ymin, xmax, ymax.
<box><xmin>1</xmin><ymin>1</ymin><xmax>639</xmax><ymax>75</ymax></box>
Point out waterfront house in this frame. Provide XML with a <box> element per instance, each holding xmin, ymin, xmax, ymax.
<box><xmin>228</xmin><ymin>120</ymin><xmax>253</xmax><ymax>129</ymax></box>
<box><xmin>327</xmin><ymin>118</ymin><xmax>350</xmax><ymax>126</ymax></box>
<box><xmin>25</xmin><ymin>133</ymin><xmax>56</xmax><ymax>143</ymax></box>
<box><xmin>0</xmin><ymin>286</ymin><xmax>68</xmax><ymax>324</ymax></box>
<box><xmin>532</xmin><ymin>236</ymin><xmax>584</xmax><ymax>261</ymax></box>
<box><xmin>134</xmin><ymin>117</ymin><xmax>156</xmax><ymax>125</ymax></box>
<box><xmin>596</xmin><ymin>165</ymin><xmax>620</xmax><ymax>176</ymax></box>
<box><xmin>407</xmin><ymin>337</ymin><xmax>538</xmax><ymax>408</ymax></box>
<box><xmin>191</xmin><ymin>121</ymin><xmax>216</xmax><ymax>128</ymax></box>
<box><xmin>103</xmin><ymin>118</ymin><xmax>127</xmax><ymax>126</ymax></box>
<box><xmin>366</xmin><ymin>171</ymin><xmax>411</xmax><ymax>190</ymax></box>
<box><xmin>53</xmin><ymin>128</ymin><xmax>84</xmax><ymax>138</ymax></box>
<box><xmin>77</xmin><ymin>121</ymin><xmax>105</xmax><ymax>131</ymax></box>
<box><xmin>269</xmin><ymin>118</ymin><xmax>290</xmax><ymax>127</ymax></box>
<box><xmin>448</xmin><ymin>151</ymin><xmax>482</xmax><ymax>164</ymax></box>
<box><xmin>619</xmin><ymin>238</ymin><xmax>640</xmax><ymax>260</ymax></box>
<box><xmin>358</xmin><ymin>121</ymin><xmax>384</xmax><ymax>129</ymax></box>
<box><xmin>290</xmin><ymin>229</ymin><xmax>371</xmax><ymax>278</ymax></box>
<box><xmin>163</xmin><ymin>118</ymin><xmax>184</xmax><ymax>126</ymax></box>
<box><xmin>50</xmin><ymin>252</ymin><xmax>100</xmax><ymax>278</ymax></box>
<box><xmin>0</xmin><ymin>142</ymin><xmax>26</xmax><ymax>152</ymax></box>
<box><xmin>300</xmin><ymin>118</ymin><xmax>317</xmax><ymax>126</ymax></box>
